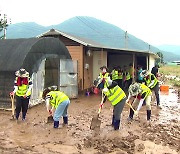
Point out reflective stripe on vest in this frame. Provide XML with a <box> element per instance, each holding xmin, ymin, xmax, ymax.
<box><xmin>118</xmin><ymin>72</ymin><xmax>123</xmax><ymax>79</ymax></box>
<box><xmin>140</xmin><ymin>84</ymin><xmax>151</xmax><ymax>99</ymax></box>
<box><xmin>48</xmin><ymin>91</ymin><xmax>69</xmax><ymax>109</ymax></box>
<box><xmin>144</xmin><ymin>73</ymin><xmax>158</xmax><ymax>88</ymax></box>
<box><xmin>112</xmin><ymin>70</ymin><xmax>119</xmax><ymax>80</ymax></box>
<box><xmin>126</xmin><ymin>72</ymin><xmax>130</xmax><ymax>80</ymax></box>
<box><xmin>104</xmin><ymin>81</ymin><xmax>126</xmax><ymax>106</ymax></box>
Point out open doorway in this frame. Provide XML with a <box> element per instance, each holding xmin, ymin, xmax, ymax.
<box><xmin>136</xmin><ymin>56</ymin><xmax>147</xmax><ymax>70</ymax></box>
<box><xmin>44</xmin><ymin>58</ymin><xmax>59</xmax><ymax>88</ymax></box>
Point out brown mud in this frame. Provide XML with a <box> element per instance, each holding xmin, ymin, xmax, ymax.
<box><xmin>0</xmin><ymin>88</ymin><xmax>179</xmax><ymax>154</ymax></box>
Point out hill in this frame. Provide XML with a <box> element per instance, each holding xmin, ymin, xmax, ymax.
<box><xmin>157</xmin><ymin>45</ymin><xmax>180</xmax><ymax>56</ymax></box>
<box><xmin>1</xmin><ymin>16</ymin><xmax>179</xmax><ymax>62</ymax></box>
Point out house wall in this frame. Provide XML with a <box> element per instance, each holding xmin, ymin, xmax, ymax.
<box><xmin>83</xmin><ymin>50</ymin><xmax>93</xmax><ymax>89</ymax></box>
<box><xmin>66</xmin><ymin>45</ymin><xmax>84</xmax><ymax>90</ymax></box>
<box><xmin>93</xmin><ymin>50</ymin><xmax>107</xmax><ymax>80</ymax></box>
<box><xmin>149</xmin><ymin>54</ymin><xmax>156</xmax><ymax>71</ymax></box>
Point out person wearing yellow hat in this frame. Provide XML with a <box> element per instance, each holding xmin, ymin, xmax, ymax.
<box><xmin>10</xmin><ymin>68</ymin><xmax>32</xmax><ymax>121</ymax></box>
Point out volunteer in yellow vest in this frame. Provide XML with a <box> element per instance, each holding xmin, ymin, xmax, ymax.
<box><xmin>111</xmin><ymin>66</ymin><xmax>119</xmax><ymax>83</ymax></box>
<box><xmin>42</xmin><ymin>86</ymin><xmax>70</xmax><ymax>128</ymax></box>
<box><xmin>95</xmin><ymin>77</ymin><xmax>127</xmax><ymax>130</ymax></box>
<box><xmin>122</xmin><ymin>65</ymin><xmax>131</xmax><ymax>90</ymax></box>
<box><xmin>98</xmin><ymin>66</ymin><xmax>110</xmax><ymax>89</ymax></box>
<box><xmin>129</xmin><ymin>63</ymin><xmax>134</xmax><ymax>85</ymax></box>
<box><xmin>141</xmin><ymin>70</ymin><xmax>160</xmax><ymax>108</ymax></box>
<box><xmin>126</xmin><ymin>82</ymin><xmax>152</xmax><ymax>121</ymax></box>
<box><xmin>117</xmin><ymin>66</ymin><xmax>123</xmax><ymax>88</ymax></box>
<box><xmin>10</xmin><ymin>68</ymin><xmax>32</xmax><ymax>121</ymax></box>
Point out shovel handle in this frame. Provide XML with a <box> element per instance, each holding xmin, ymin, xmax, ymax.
<box><xmin>98</xmin><ymin>92</ymin><xmax>106</xmax><ymax>114</ymax></box>
<box><xmin>10</xmin><ymin>94</ymin><xmax>15</xmax><ymax>117</ymax></box>
<box><xmin>126</xmin><ymin>102</ymin><xmax>136</xmax><ymax>113</ymax></box>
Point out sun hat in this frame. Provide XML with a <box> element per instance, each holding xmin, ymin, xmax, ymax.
<box><xmin>15</xmin><ymin>68</ymin><xmax>29</xmax><ymax>77</ymax></box>
<box><xmin>128</xmin><ymin>82</ymin><xmax>142</xmax><ymax>96</ymax></box>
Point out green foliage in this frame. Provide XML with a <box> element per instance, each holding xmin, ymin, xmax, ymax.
<box><xmin>156</xmin><ymin>51</ymin><xmax>164</xmax><ymax>64</ymax></box>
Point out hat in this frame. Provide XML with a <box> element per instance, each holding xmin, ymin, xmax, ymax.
<box><xmin>49</xmin><ymin>85</ymin><xmax>58</xmax><ymax>91</ymax></box>
<box><xmin>128</xmin><ymin>83</ymin><xmax>142</xmax><ymax>96</ymax></box>
<box><xmin>140</xmin><ymin>70</ymin><xmax>149</xmax><ymax>78</ymax></box>
<box><xmin>15</xmin><ymin>68</ymin><xmax>29</xmax><ymax>77</ymax></box>
<box><xmin>100</xmin><ymin>65</ymin><xmax>108</xmax><ymax>70</ymax></box>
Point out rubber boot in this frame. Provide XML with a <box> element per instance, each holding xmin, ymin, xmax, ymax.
<box><xmin>112</xmin><ymin>115</ymin><xmax>115</xmax><ymax>126</ymax></box>
<box><xmin>147</xmin><ymin>110</ymin><xmax>151</xmax><ymax>121</ymax></box>
<box><xmin>127</xmin><ymin>108</ymin><xmax>134</xmax><ymax>121</ymax></box>
<box><xmin>114</xmin><ymin>120</ymin><xmax>120</xmax><ymax>130</ymax></box>
<box><xmin>54</xmin><ymin>121</ymin><xmax>59</xmax><ymax>128</ymax></box>
<box><xmin>63</xmin><ymin>117</ymin><xmax>68</xmax><ymax>124</ymax></box>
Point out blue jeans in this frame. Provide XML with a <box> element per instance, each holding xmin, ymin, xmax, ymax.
<box><xmin>53</xmin><ymin>99</ymin><xmax>70</xmax><ymax>121</ymax></box>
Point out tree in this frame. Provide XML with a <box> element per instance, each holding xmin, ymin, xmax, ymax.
<box><xmin>156</xmin><ymin>51</ymin><xmax>164</xmax><ymax>65</ymax></box>
<box><xmin>0</xmin><ymin>14</ymin><xmax>9</xmax><ymax>39</ymax></box>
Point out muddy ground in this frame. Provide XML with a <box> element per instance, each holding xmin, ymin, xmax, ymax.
<box><xmin>0</xmin><ymin>88</ymin><xmax>179</xmax><ymax>154</ymax></box>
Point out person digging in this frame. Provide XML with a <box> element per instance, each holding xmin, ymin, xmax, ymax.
<box><xmin>42</xmin><ymin>86</ymin><xmax>70</xmax><ymax>128</ymax></box>
<box><xmin>95</xmin><ymin>76</ymin><xmax>127</xmax><ymax>130</ymax></box>
<box><xmin>126</xmin><ymin>82</ymin><xmax>152</xmax><ymax>122</ymax></box>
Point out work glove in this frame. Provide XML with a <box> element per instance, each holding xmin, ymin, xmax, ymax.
<box><xmin>10</xmin><ymin>92</ymin><xmax>14</xmax><ymax>96</ymax></box>
<box><xmin>48</xmin><ymin>109</ymin><xmax>53</xmax><ymax>115</ymax></box>
<box><xmin>102</xmin><ymin>88</ymin><xmax>108</xmax><ymax>93</ymax></box>
<box><xmin>134</xmin><ymin>111</ymin><xmax>139</xmax><ymax>116</ymax></box>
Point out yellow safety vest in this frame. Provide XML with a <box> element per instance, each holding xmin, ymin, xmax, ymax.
<box><xmin>144</xmin><ymin>73</ymin><xmax>158</xmax><ymax>89</ymax></box>
<box><xmin>112</xmin><ymin>70</ymin><xmax>119</xmax><ymax>80</ymax></box>
<box><xmin>99</xmin><ymin>72</ymin><xmax>109</xmax><ymax>79</ymax></box>
<box><xmin>118</xmin><ymin>72</ymin><xmax>123</xmax><ymax>79</ymax></box>
<box><xmin>140</xmin><ymin>84</ymin><xmax>152</xmax><ymax>99</ymax></box>
<box><xmin>47</xmin><ymin>91</ymin><xmax>69</xmax><ymax>109</ymax></box>
<box><xmin>104</xmin><ymin>80</ymin><xmax>126</xmax><ymax>106</ymax></box>
<box><xmin>126</xmin><ymin>72</ymin><xmax>130</xmax><ymax>80</ymax></box>
<box><xmin>16</xmin><ymin>77</ymin><xmax>32</xmax><ymax>97</ymax></box>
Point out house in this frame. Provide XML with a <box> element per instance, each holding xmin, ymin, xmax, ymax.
<box><xmin>0</xmin><ymin>37</ymin><xmax>77</xmax><ymax>108</ymax></box>
<box><xmin>37</xmin><ymin>16</ymin><xmax>159</xmax><ymax>91</ymax></box>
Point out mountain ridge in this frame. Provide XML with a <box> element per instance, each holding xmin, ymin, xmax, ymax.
<box><xmin>2</xmin><ymin>17</ymin><xmax>180</xmax><ymax>62</ymax></box>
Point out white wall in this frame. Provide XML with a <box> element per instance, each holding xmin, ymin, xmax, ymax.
<box><xmin>93</xmin><ymin>51</ymin><xmax>107</xmax><ymax>80</ymax></box>
<box><xmin>149</xmin><ymin>55</ymin><xmax>155</xmax><ymax>71</ymax></box>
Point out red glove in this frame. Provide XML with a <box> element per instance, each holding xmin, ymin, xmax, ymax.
<box><xmin>49</xmin><ymin>110</ymin><xmax>52</xmax><ymax>115</ymax></box>
<box><xmin>10</xmin><ymin>92</ymin><xmax>14</xmax><ymax>96</ymax></box>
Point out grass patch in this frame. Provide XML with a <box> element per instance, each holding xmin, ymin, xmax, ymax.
<box><xmin>159</xmin><ymin>65</ymin><xmax>180</xmax><ymax>76</ymax></box>
<box><xmin>159</xmin><ymin>65</ymin><xmax>180</xmax><ymax>87</ymax></box>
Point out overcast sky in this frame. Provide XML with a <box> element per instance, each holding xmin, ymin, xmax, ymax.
<box><xmin>0</xmin><ymin>0</ymin><xmax>180</xmax><ymax>46</ymax></box>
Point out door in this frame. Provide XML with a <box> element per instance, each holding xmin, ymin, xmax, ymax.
<box><xmin>59</xmin><ymin>59</ymin><xmax>78</xmax><ymax>98</ymax></box>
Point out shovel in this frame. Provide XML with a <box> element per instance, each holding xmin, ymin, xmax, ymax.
<box><xmin>10</xmin><ymin>94</ymin><xmax>15</xmax><ymax>120</ymax></box>
<box><xmin>47</xmin><ymin>115</ymin><xmax>54</xmax><ymax>123</ymax></box>
<box><xmin>90</xmin><ymin>92</ymin><xmax>105</xmax><ymax>130</ymax></box>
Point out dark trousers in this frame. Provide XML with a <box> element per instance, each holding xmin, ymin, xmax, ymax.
<box><xmin>117</xmin><ymin>79</ymin><xmax>123</xmax><ymax>89</ymax></box>
<box><xmin>152</xmin><ymin>82</ymin><xmax>160</xmax><ymax>105</ymax></box>
<box><xmin>15</xmin><ymin>96</ymin><xmax>30</xmax><ymax>120</ymax></box>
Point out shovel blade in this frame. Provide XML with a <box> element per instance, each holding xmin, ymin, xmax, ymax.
<box><xmin>90</xmin><ymin>114</ymin><xmax>101</xmax><ymax>130</ymax></box>
<box><xmin>47</xmin><ymin>115</ymin><xmax>54</xmax><ymax>123</ymax></box>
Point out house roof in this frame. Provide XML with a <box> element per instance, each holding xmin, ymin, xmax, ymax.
<box><xmin>37</xmin><ymin>16</ymin><xmax>160</xmax><ymax>56</ymax></box>
<box><xmin>0</xmin><ymin>37</ymin><xmax>71</xmax><ymax>74</ymax></box>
